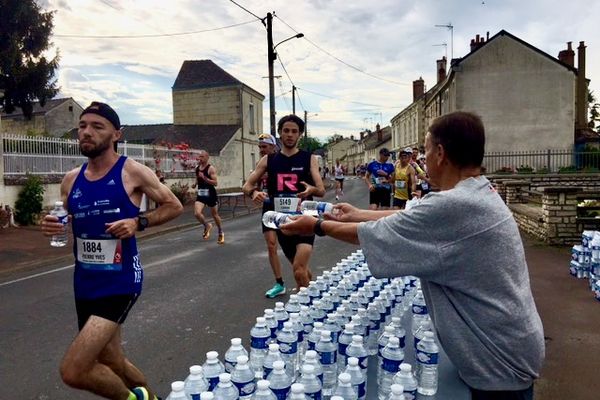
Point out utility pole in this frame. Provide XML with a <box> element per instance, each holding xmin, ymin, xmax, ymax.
<box><xmin>304</xmin><ymin>110</ymin><xmax>308</xmax><ymax>148</ymax></box>
<box><xmin>266</xmin><ymin>12</ymin><xmax>276</xmax><ymax>137</ymax></box>
<box><xmin>292</xmin><ymin>85</ymin><xmax>296</xmax><ymax>115</ymax></box>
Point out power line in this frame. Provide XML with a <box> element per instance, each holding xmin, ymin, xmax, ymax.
<box><xmin>297</xmin><ymin>87</ymin><xmax>402</xmax><ymax>109</ymax></box>
<box><xmin>55</xmin><ymin>20</ymin><xmax>256</xmax><ymax>38</ymax></box>
<box><xmin>274</xmin><ymin>15</ymin><xmax>410</xmax><ymax>87</ymax></box>
<box><xmin>227</xmin><ymin>0</ymin><xmax>264</xmax><ymax>22</ymax></box>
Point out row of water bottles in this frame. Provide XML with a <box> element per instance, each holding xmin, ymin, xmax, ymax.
<box><xmin>165</xmin><ymin>249</ymin><xmax>440</xmax><ymax>399</ymax></box>
<box><xmin>570</xmin><ymin>230</ymin><xmax>600</xmax><ymax>302</ymax></box>
<box><xmin>262</xmin><ymin>201</ymin><xmax>337</xmax><ymax>229</ymax></box>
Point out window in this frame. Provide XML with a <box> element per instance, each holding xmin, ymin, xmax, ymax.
<box><xmin>249</xmin><ymin>103</ymin><xmax>255</xmax><ymax>134</ymax></box>
<box><xmin>68</xmin><ymin>105</ymin><xmax>73</xmax><ymax>112</ymax></box>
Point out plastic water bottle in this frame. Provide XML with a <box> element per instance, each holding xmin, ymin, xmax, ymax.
<box><xmin>300</xmin><ymin>201</ymin><xmax>336</xmax><ymax>216</ymax></box>
<box><xmin>388</xmin><ymin>317</ymin><xmax>406</xmax><ymax>350</ymax></box>
<box><xmin>203</xmin><ymin>351</ymin><xmax>225</xmax><ymax>391</ymax></box>
<box><xmin>297</xmin><ymin>288</ymin><xmax>311</xmax><ymax>306</ymax></box>
<box><xmin>378</xmin><ymin>326</ymin><xmax>396</xmax><ymax>368</ymax></box>
<box><xmin>262</xmin><ymin>343</ymin><xmax>284</xmax><ymax>379</ymax></box>
<box><xmin>411</xmin><ymin>291</ymin><xmax>428</xmax><ymax>335</ymax></box>
<box><xmin>262</xmin><ymin>211</ymin><xmax>292</xmax><ymax>229</ymax></box>
<box><xmin>333</xmin><ymin>372</ymin><xmax>358</xmax><ymax>400</ymax></box>
<box><xmin>165</xmin><ymin>381</ymin><xmax>188</xmax><ymax>400</ymax></box>
<box><xmin>250</xmin><ymin>317</ymin><xmax>271</xmax><ymax>379</ymax></box>
<box><xmin>416</xmin><ymin>332</ymin><xmax>439</xmax><ymax>396</ymax></box>
<box><xmin>285</xmin><ymin>294</ymin><xmax>301</xmax><ymax>314</ymax></box>
<box><xmin>307</xmin><ymin>322</ymin><xmax>323</xmax><ymax>352</ymax></box>
<box><xmin>289</xmin><ymin>383</ymin><xmax>310</xmax><ymax>400</ymax></box>
<box><xmin>267</xmin><ymin>360</ymin><xmax>292</xmax><ymax>400</ymax></box>
<box><xmin>289</xmin><ymin>313</ymin><xmax>306</xmax><ymax>369</ymax></box>
<box><xmin>392</xmin><ymin>364</ymin><xmax>418</xmax><ymax>400</ymax></box>
<box><xmin>274</xmin><ymin>302</ymin><xmax>290</xmax><ymax>331</ymax></box>
<box><xmin>413</xmin><ymin>317</ymin><xmax>431</xmax><ymax>353</ymax></box>
<box><xmin>366</xmin><ymin>304</ymin><xmax>382</xmax><ymax>355</ymax></box>
<box><xmin>388</xmin><ymin>384</ymin><xmax>406</xmax><ymax>400</ymax></box>
<box><xmin>344</xmin><ymin>357</ymin><xmax>366</xmax><ymax>400</ymax></box>
<box><xmin>346</xmin><ymin>335</ymin><xmax>369</xmax><ymax>380</ymax></box>
<box><xmin>316</xmin><ymin>330</ymin><xmax>337</xmax><ymax>397</ymax></box>
<box><xmin>50</xmin><ymin>201</ymin><xmax>68</xmax><ymax>247</ymax></box>
<box><xmin>231</xmin><ymin>355</ymin><xmax>256</xmax><ymax>399</ymax></box>
<box><xmin>263</xmin><ymin>309</ymin><xmax>278</xmax><ymax>342</ymax></box>
<box><xmin>213</xmin><ymin>373</ymin><xmax>238</xmax><ymax>400</ymax></box>
<box><xmin>337</xmin><ymin>322</ymin><xmax>354</xmax><ymax>371</ymax></box>
<box><xmin>302</xmin><ymin>350</ymin><xmax>324</xmax><ymax>384</ymax></box>
<box><xmin>298</xmin><ymin>365</ymin><xmax>322</xmax><ymax>400</ymax></box>
<box><xmin>276</xmin><ymin>321</ymin><xmax>298</xmax><ymax>376</ymax></box>
<box><xmin>225</xmin><ymin>338</ymin><xmax>249</xmax><ymax>373</ymax></box>
<box><xmin>378</xmin><ymin>337</ymin><xmax>404</xmax><ymax>400</ymax></box>
<box><xmin>322</xmin><ymin>313</ymin><xmax>342</xmax><ymax>344</ymax></box>
<box><xmin>184</xmin><ymin>365</ymin><xmax>209</xmax><ymax>400</ymax></box>
<box><xmin>251</xmin><ymin>380</ymin><xmax>276</xmax><ymax>400</ymax></box>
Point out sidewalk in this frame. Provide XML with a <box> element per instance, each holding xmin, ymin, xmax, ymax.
<box><xmin>1</xmin><ymin>203</ymin><xmax>598</xmax><ymax>398</ymax></box>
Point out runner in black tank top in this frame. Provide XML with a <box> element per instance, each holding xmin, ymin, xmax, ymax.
<box><xmin>193</xmin><ymin>150</ymin><xmax>225</xmax><ymax>244</ymax></box>
<box><xmin>242</xmin><ymin>115</ymin><xmax>326</xmax><ymax>289</ymax></box>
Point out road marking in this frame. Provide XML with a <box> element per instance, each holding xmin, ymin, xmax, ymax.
<box><xmin>0</xmin><ymin>264</ymin><xmax>74</xmax><ymax>287</ymax></box>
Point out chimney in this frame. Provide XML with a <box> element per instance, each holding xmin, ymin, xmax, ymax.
<box><xmin>376</xmin><ymin>124</ymin><xmax>382</xmax><ymax>142</ymax></box>
<box><xmin>436</xmin><ymin>56</ymin><xmax>447</xmax><ymax>83</ymax></box>
<box><xmin>470</xmin><ymin>34</ymin><xmax>486</xmax><ymax>52</ymax></box>
<box><xmin>350</xmin><ymin>134</ymin><xmax>354</xmax><ymax>140</ymax></box>
<box><xmin>575</xmin><ymin>41</ymin><xmax>588</xmax><ymax>131</ymax></box>
<box><xmin>360</xmin><ymin>131</ymin><xmax>365</xmax><ymax>140</ymax></box>
<box><xmin>558</xmin><ymin>41</ymin><xmax>575</xmax><ymax>67</ymax></box>
<box><xmin>413</xmin><ymin>77</ymin><xmax>425</xmax><ymax>101</ymax></box>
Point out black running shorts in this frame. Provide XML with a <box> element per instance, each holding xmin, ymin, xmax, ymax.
<box><xmin>75</xmin><ymin>294</ymin><xmax>139</xmax><ymax>330</ymax></box>
<box><xmin>276</xmin><ymin>230</ymin><xmax>315</xmax><ymax>262</ymax></box>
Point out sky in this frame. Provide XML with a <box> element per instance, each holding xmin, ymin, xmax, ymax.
<box><xmin>39</xmin><ymin>0</ymin><xmax>600</xmax><ymax>142</ymax></box>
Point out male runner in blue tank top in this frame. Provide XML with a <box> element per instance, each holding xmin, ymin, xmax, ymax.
<box><xmin>243</xmin><ymin>114</ymin><xmax>325</xmax><ymax>289</ymax></box>
<box><xmin>41</xmin><ymin>102</ymin><xmax>183</xmax><ymax>400</ymax></box>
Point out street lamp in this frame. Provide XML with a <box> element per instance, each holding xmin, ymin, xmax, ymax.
<box><xmin>266</xmin><ymin>12</ymin><xmax>303</xmax><ymax>137</ymax></box>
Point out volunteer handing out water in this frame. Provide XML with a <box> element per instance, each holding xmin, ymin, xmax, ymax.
<box><xmin>243</xmin><ymin>114</ymin><xmax>325</xmax><ymax>289</ymax></box>
<box><xmin>280</xmin><ymin>112</ymin><xmax>545</xmax><ymax>400</ymax></box>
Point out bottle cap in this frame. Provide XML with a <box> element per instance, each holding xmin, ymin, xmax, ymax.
<box><xmin>189</xmin><ymin>365</ymin><xmax>203</xmax><ymax>374</ymax></box>
<box><xmin>390</xmin><ymin>384</ymin><xmax>405</xmax><ymax>394</ymax></box>
<box><xmin>231</xmin><ymin>338</ymin><xmax>242</xmax><ymax>345</ymax></box>
<box><xmin>171</xmin><ymin>381</ymin><xmax>185</xmax><ymax>391</ymax></box>
<box><xmin>256</xmin><ymin>380</ymin><xmax>270</xmax><ymax>390</ymax></box>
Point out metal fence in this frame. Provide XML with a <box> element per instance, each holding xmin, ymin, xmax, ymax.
<box><xmin>1</xmin><ymin>134</ymin><xmax>201</xmax><ymax>175</ymax></box>
<box><xmin>483</xmin><ymin>148</ymin><xmax>600</xmax><ymax>173</ymax></box>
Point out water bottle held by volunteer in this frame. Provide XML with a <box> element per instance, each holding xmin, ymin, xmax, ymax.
<box><xmin>300</xmin><ymin>201</ymin><xmax>338</xmax><ymax>216</ymax></box>
<box><xmin>416</xmin><ymin>331</ymin><xmax>439</xmax><ymax>396</ymax></box>
<box><xmin>165</xmin><ymin>381</ymin><xmax>188</xmax><ymax>400</ymax></box>
<box><xmin>262</xmin><ymin>211</ymin><xmax>292</xmax><ymax>230</ymax></box>
<box><xmin>50</xmin><ymin>201</ymin><xmax>69</xmax><ymax>247</ymax></box>
<box><xmin>184</xmin><ymin>365</ymin><xmax>209</xmax><ymax>400</ymax></box>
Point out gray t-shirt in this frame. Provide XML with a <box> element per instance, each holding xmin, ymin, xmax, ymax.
<box><xmin>357</xmin><ymin>176</ymin><xmax>544</xmax><ymax>391</ymax></box>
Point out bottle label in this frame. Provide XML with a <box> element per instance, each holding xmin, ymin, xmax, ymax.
<box><xmin>233</xmin><ymin>380</ymin><xmax>256</xmax><ymax>396</ymax></box>
<box><xmin>271</xmin><ymin>386</ymin><xmax>291</xmax><ymax>400</ymax></box>
<box><xmin>398</xmin><ymin>334</ymin><xmax>405</xmax><ymax>348</ymax></box>
<box><xmin>277</xmin><ymin>340</ymin><xmax>298</xmax><ymax>355</ymax></box>
<box><xmin>416</xmin><ymin>349</ymin><xmax>439</xmax><ymax>365</ymax></box>
<box><xmin>57</xmin><ymin>214</ymin><xmax>68</xmax><ymax>225</ymax></box>
<box><xmin>297</xmin><ymin>331</ymin><xmax>304</xmax><ymax>342</ymax></box>
<box><xmin>357</xmin><ymin>355</ymin><xmax>368</xmax><ymax>370</ymax></box>
<box><xmin>251</xmin><ymin>336</ymin><xmax>269</xmax><ymax>349</ymax></box>
<box><xmin>319</xmin><ymin>350</ymin><xmax>336</xmax><ymax>365</ymax></box>
<box><xmin>225</xmin><ymin>360</ymin><xmax>236</xmax><ymax>372</ymax></box>
<box><xmin>263</xmin><ymin>367</ymin><xmax>273</xmax><ymax>380</ymax></box>
<box><xmin>357</xmin><ymin>381</ymin><xmax>366</xmax><ymax>398</ymax></box>
<box><xmin>191</xmin><ymin>395</ymin><xmax>201</xmax><ymax>400</ymax></box>
<box><xmin>382</xmin><ymin>357</ymin><xmax>402</xmax><ymax>373</ymax></box>
<box><xmin>338</xmin><ymin>342</ymin><xmax>348</xmax><ymax>357</ymax></box>
<box><xmin>306</xmin><ymin>391</ymin><xmax>322</xmax><ymax>400</ymax></box>
<box><xmin>308</xmin><ymin>340</ymin><xmax>317</xmax><ymax>351</ymax></box>
<box><xmin>208</xmin><ymin>376</ymin><xmax>219</xmax><ymax>391</ymax></box>
<box><xmin>412</xmin><ymin>304</ymin><xmax>428</xmax><ymax>315</ymax></box>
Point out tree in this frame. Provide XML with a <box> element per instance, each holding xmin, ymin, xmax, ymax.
<box><xmin>588</xmin><ymin>90</ymin><xmax>599</xmax><ymax>131</ymax></box>
<box><xmin>298</xmin><ymin>136</ymin><xmax>323</xmax><ymax>153</ymax></box>
<box><xmin>0</xmin><ymin>0</ymin><xmax>59</xmax><ymax>119</ymax></box>
<box><xmin>325</xmin><ymin>133</ymin><xmax>344</xmax><ymax>145</ymax></box>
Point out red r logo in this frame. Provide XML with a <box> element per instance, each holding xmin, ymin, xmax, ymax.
<box><xmin>278</xmin><ymin>174</ymin><xmax>298</xmax><ymax>191</ymax></box>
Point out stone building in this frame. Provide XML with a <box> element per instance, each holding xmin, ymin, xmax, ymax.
<box><xmin>0</xmin><ymin>97</ymin><xmax>83</xmax><ymax>137</ymax></box>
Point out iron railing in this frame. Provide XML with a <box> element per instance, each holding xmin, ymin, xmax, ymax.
<box><xmin>483</xmin><ymin>148</ymin><xmax>600</xmax><ymax>174</ymax></box>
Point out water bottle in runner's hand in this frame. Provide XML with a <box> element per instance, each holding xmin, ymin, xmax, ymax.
<box><xmin>50</xmin><ymin>201</ymin><xmax>68</xmax><ymax>247</ymax></box>
<box><xmin>300</xmin><ymin>201</ymin><xmax>337</xmax><ymax>216</ymax></box>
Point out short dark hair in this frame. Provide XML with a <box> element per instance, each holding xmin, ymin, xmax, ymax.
<box><xmin>277</xmin><ymin>114</ymin><xmax>305</xmax><ymax>133</ymax></box>
<box><xmin>428</xmin><ymin>111</ymin><xmax>485</xmax><ymax>168</ymax></box>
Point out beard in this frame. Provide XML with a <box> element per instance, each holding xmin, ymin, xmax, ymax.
<box><xmin>281</xmin><ymin>137</ymin><xmax>299</xmax><ymax>150</ymax></box>
<box><xmin>80</xmin><ymin>138</ymin><xmax>112</xmax><ymax>159</ymax></box>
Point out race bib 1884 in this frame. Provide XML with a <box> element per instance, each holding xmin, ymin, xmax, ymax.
<box><xmin>76</xmin><ymin>238</ymin><xmax>123</xmax><ymax>271</ymax></box>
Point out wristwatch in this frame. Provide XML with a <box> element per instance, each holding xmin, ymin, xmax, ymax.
<box><xmin>313</xmin><ymin>218</ymin><xmax>326</xmax><ymax>237</ymax></box>
<box><xmin>137</xmin><ymin>214</ymin><xmax>149</xmax><ymax>231</ymax></box>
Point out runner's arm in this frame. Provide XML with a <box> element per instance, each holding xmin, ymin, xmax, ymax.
<box><xmin>41</xmin><ymin>168</ymin><xmax>79</xmax><ymax>237</ymax></box>
<box><xmin>242</xmin><ymin>155</ymin><xmax>269</xmax><ymax>203</ymax></box>
<box><xmin>205</xmin><ymin>165</ymin><xmax>218</xmax><ymax>187</ymax></box>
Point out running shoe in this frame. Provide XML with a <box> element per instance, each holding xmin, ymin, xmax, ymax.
<box><xmin>202</xmin><ymin>223</ymin><xmax>213</xmax><ymax>240</ymax></box>
<box><xmin>217</xmin><ymin>232</ymin><xmax>225</xmax><ymax>244</ymax></box>
<box><xmin>265</xmin><ymin>283</ymin><xmax>286</xmax><ymax>298</ymax></box>
<box><xmin>132</xmin><ymin>387</ymin><xmax>160</xmax><ymax>400</ymax></box>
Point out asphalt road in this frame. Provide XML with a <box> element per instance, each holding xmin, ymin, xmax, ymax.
<box><xmin>0</xmin><ymin>178</ymin><xmax>365</xmax><ymax>399</ymax></box>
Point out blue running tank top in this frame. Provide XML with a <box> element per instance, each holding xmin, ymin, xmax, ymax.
<box><xmin>67</xmin><ymin>156</ymin><xmax>142</xmax><ymax>299</ymax></box>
